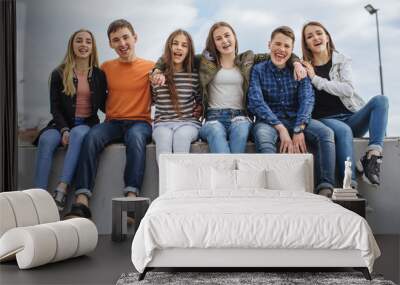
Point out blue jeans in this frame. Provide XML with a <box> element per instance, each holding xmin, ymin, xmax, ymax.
<box><xmin>75</xmin><ymin>120</ymin><xmax>152</xmax><ymax>198</ymax></box>
<box><xmin>199</xmin><ymin>109</ymin><xmax>251</xmax><ymax>153</ymax></box>
<box><xmin>152</xmin><ymin>121</ymin><xmax>199</xmax><ymax>164</ymax></box>
<box><xmin>35</xmin><ymin>121</ymin><xmax>90</xmax><ymax>190</ymax></box>
<box><xmin>253</xmin><ymin>119</ymin><xmax>335</xmax><ymax>192</ymax></box>
<box><xmin>318</xmin><ymin>95</ymin><xmax>389</xmax><ymax>185</ymax></box>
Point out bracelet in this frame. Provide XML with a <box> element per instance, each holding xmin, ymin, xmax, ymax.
<box><xmin>60</xmin><ymin>128</ymin><xmax>70</xmax><ymax>135</ymax></box>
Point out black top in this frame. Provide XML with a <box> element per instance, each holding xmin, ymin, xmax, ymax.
<box><xmin>312</xmin><ymin>59</ymin><xmax>351</xmax><ymax>119</ymax></box>
<box><xmin>34</xmin><ymin>66</ymin><xmax>108</xmax><ymax>145</ymax></box>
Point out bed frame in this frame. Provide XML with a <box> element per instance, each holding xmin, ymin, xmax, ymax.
<box><xmin>138</xmin><ymin>154</ymin><xmax>372</xmax><ymax>280</ymax></box>
<box><xmin>140</xmin><ymin>248</ymin><xmax>370</xmax><ymax>280</ymax></box>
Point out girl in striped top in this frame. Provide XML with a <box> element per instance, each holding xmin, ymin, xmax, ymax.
<box><xmin>151</xmin><ymin>29</ymin><xmax>202</xmax><ymax>163</ymax></box>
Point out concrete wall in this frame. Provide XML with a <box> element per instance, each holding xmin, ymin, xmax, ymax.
<box><xmin>18</xmin><ymin>138</ymin><xmax>400</xmax><ymax>234</ymax></box>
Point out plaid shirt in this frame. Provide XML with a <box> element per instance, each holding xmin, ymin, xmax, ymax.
<box><xmin>248</xmin><ymin>60</ymin><xmax>314</xmax><ymax>128</ymax></box>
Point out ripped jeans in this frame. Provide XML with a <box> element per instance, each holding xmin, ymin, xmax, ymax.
<box><xmin>199</xmin><ymin>108</ymin><xmax>252</xmax><ymax>153</ymax></box>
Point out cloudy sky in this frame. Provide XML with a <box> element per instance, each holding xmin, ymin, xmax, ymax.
<box><xmin>17</xmin><ymin>0</ymin><xmax>400</xmax><ymax>136</ymax></box>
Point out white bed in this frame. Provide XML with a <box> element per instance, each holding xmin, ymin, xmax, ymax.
<box><xmin>131</xmin><ymin>154</ymin><xmax>380</xmax><ymax>280</ymax></box>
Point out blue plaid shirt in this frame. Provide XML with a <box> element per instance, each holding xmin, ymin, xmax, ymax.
<box><xmin>248</xmin><ymin>60</ymin><xmax>314</xmax><ymax>128</ymax></box>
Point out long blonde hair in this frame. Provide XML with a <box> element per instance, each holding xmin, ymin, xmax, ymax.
<box><xmin>59</xmin><ymin>29</ymin><xmax>99</xmax><ymax>96</ymax></box>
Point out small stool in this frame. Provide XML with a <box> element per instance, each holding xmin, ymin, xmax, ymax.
<box><xmin>112</xmin><ymin>197</ymin><xmax>150</xmax><ymax>242</ymax></box>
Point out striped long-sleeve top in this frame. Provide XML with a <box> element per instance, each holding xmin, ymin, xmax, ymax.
<box><xmin>152</xmin><ymin>72</ymin><xmax>202</xmax><ymax>125</ymax></box>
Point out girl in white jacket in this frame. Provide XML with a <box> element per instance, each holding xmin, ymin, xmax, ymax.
<box><xmin>301</xmin><ymin>21</ymin><xmax>388</xmax><ymax>190</ymax></box>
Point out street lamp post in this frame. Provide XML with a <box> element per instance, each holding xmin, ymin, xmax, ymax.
<box><xmin>364</xmin><ymin>4</ymin><xmax>384</xmax><ymax>95</ymax></box>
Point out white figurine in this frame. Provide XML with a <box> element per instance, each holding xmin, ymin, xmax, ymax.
<box><xmin>343</xmin><ymin>157</ymin><xmax>352</xmax><ymax>189</ymax></box>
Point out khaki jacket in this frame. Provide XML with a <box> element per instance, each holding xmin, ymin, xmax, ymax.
<box><xmin>199</xmin><ymin>50</ymin><xmax>270</xmax><ymax>116</ymax></box>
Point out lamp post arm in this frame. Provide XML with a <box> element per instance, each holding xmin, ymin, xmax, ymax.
<box><xmin>375</xmin><ymin>11</ymin><xmax>384</xmax><ymax>95</ymax></box>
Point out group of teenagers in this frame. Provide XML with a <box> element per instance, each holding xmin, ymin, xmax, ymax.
<box><xmin>33</xmin><ymin>18</ymin><xmax>389</xmax><ymax>219</ymax></box>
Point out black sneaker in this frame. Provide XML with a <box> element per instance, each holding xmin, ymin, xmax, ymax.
<box><xmin>356</xmin><ymin>154</ymin><xmax>382</xmax><ymax>185</ymax></box>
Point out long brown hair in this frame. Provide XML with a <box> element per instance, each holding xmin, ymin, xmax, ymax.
<box><xmin>301</xmin><ymin>21</ymin><xmax>336</xmax><ymax>63</ymax></box>
<box><xmin>204</xmin><ymin>21</ymin><xmax>238</xmax><ymax>67</ymax></box>
<box><xmin>59</xmin><ymin>29</ymin><xmax>99</xmax><ymax>96</ymax></box>
<box><xmin>162</xmin><ymin>29</ymin><xmax>195</xmax><ymax>114</ymax></box>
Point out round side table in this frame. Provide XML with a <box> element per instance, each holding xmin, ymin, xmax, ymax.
<box><xmin>111</xmin><ymin>197</ymin><xmax>150</xmax><ymax>242</ymax></box>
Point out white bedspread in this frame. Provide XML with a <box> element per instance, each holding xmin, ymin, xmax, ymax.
<box><xmin>131</xmin><ymin>190</ymin><xmax>380</xmax><ymax>272</ymax></box>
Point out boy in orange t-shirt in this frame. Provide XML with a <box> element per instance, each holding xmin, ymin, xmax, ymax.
<box><xmin>66</xmin><ymin>19</ymin><xmax>154</xmax><ymax>218</ymax></box>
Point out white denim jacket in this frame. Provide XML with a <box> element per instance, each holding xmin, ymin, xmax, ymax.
<box><xmin>311</xmin><ymin>51</ymin><xmax>365</xmax><ymax>112</ymax></box>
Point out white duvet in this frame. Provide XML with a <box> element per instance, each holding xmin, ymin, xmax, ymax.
<box><xmin>131</xmin><ymin>190</ymin><xmax>380</xmax><ymax>273</ymax></box>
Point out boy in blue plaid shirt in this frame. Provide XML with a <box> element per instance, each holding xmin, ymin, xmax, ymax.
<box><xmin>248</xmin><ymin>26</ymin><xmax>335</xmax><ymax>196</ymax></box>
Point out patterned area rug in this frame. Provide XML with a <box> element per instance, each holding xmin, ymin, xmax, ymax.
<box><xmin>116</xmin><ymin>271</ymin><xmax>396</xmax><ymax>285</ymax></box>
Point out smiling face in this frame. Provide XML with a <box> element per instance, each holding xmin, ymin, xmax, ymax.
<box><xmin>109</xmin><ymin>27</ymin><xmax>137</xmax><ymax>62</ymax></box>
<box><xmin>213</xmin><ymin>26</ymin><xmax>236</xmax><ymax>56</ymax></box>
<box><xmin>269</xmin><ymin>32</ymin><xmax>293</xmax><ymax>69</ymax></box>
<box><xmin>304</xmin><ymin>25</ymin><xmax>330</xmax><ymax>55</ymax></box>
<box><xmin>171</xmin><ymin>33</ymin><xmax>189</xmax><ymax>70</ymax></box>
<box><xmin>72</xmin><ymin>31</ymin><xmax>93</xmax><ymax>59</ymax></box>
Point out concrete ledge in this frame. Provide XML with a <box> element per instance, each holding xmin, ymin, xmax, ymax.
<box><xmin>18</xmin><ymin>138</ymin><xmax>400</xmax><ymax>234</ymax></box>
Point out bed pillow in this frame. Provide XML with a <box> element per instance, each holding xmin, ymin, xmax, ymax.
<box><xmin>266</xmin><ymin>168</ymin><xmax>307</xmax><ymax>192</ymax></box>
<box><xmin>237</xmin><ymin>158</ymin><xmax>308</xmax><ymax>192</ymax></box>
<box><xmin>166</xmin><ymin>159</ymin><xmax>236</xmax><ymax>192</ymax></box>
<box><xmin>166</xmin><ymin>163</ymin><xmax>211</xmax><ymax>192</ymax></box>
<box><xmin>211</xmin><ymin>169</ymin><xmax>268</xmax><ymax>190</ymax></box>
<box><xmin>236</xmin><ymin>169</ymin><xmax>268</xmax><ymax>189</ymax></box>
<box><xmin>211</xmin><ymin>168</ymin><xmax>236</xmax><ymax>190</ymax></box>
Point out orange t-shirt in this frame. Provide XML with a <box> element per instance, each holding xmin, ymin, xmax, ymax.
<box><xmin>101</xmin><ymin>58</ymin><xmax>154</xmax><ymax>123</ymax></box>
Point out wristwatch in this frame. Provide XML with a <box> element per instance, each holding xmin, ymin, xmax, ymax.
<box><xmin>293</xmin><ymin>124</ymin><xmax>305</xmax><ymax>134</ymax></box>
